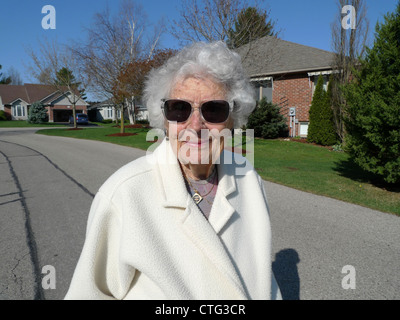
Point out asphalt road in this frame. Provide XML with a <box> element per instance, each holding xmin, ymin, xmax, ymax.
<box><xmin>0</xmin><ymin>127</ymin><xmax>399</xmax><ymax>300</ymax></box>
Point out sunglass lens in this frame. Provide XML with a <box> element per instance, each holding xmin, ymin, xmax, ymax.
<box><xmin>164</xmin><ymin>100</ymin><xmax>192</xmax><ymax>122</ymax></box>
<box><xmin>201</xmin><ymin>100</ymin><xmax>230</xmax><ymax>123</ymax></box>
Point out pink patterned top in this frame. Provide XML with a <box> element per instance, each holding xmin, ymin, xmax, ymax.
<box><xmin>184</xmin><ymin>167</ymin><xmax>219</xmax><ymax>219</ymax></box>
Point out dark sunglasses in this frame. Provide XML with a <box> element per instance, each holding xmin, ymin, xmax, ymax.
<box><xmin>161</xmin><ymin>99</ymin><xmax>232</xmax><ymax>124</ymax></box>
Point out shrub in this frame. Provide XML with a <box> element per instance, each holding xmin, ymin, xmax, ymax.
<box><xmin>28</xmin><ymin>101</ymin><xmax>47</xmax><ymax>124</ymax></box>
<box><xmin>247</xmin><ymin>98</ymin><xmax>288</xmax><ymax>139</ymax></box>
<box><xmin>0</xmin><ymin>110</ymin><xmax>7</xmax><ymax>121</ymax></box>
<box><xmin>307</xmin><ymin>75</ymin><xmax>338</xmax><ymax>146</ymax></box>
<box><xmin>135</xmin><ymin>119</ymin><xmax>149</xmax><ymax>125</ymax></box>
<box><xmin>343</xmin><ymin>3</ymin><xmax>400</xmax><ymax>184</ymax></box>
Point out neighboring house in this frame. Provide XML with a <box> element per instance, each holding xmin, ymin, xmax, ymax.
<box><xmin>236</xmin><ymin>36</ymin><xmax>336</xmax><ymax>137</ymax></box>
<box><xmin>88</xmin><ymin>99</ymin><xmax>119</xmax><ymax>122</ymax></box>
<box><xmin>135</xmin><ymin>104</ymin><xmax>149</xmax><ymax>122</ymax></box>
<box><xmin>0</xmin><ymin>83</ymin><xmax>88</xmax><ymax>122</ymax></box>
<box><xmin>89</xmin><ymin>99</ymin><xmax>149</xmax><ymax>122</ymax></box>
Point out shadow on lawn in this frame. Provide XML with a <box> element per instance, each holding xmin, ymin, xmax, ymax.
<box><xmin>333</xmin><ymin>158</ymin><xmax>400</xmax><ymax>192</ymax></box>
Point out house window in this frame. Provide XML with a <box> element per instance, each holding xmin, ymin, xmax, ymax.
<box><xmin>105</xmin><ymin>106</ymin><xmax>113</xmax><ymax>118</ymax></box>
<box><xmin>253</xmin><ymin>80</ymin><xmax>273</xmax><ymax>103</ymax></box>
<box><xmin>312</xmin><ymin>75</ymin><xmax>328</xmax><ymax>94</ymax></box>
<box><xmin>12</xmin><ymin>104</ymin><xmax>26</xmax><ymax>117</ymax></box>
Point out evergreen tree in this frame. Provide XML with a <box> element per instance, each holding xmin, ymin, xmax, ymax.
<box><xmin>56</xmin><ymin>67</ymin><xmax>86</xmax><ymax>100</ymax></box>
<box><xmin>307</xmin><ymin>75</ymin><xmax>338</xmax><ymax>146</ymax></box>
<box><xmin>28</xmin><ymin>101</ymin><xmax>47</xmax><ymax>124</ymax></box>
<box><xmin>343</xmin><ymin>2</ymin><xmax>400</xmax><ymax>184</ymax></box>
<box><xmin>308</xmin><ymin>76</ymin><xmax>324</xmax><ymax>143</ymax></box>
<box><xmin>321</xmin><ymin>77</ymin><xmax>338</xmax><ymax>145</ymax></box>
<box><xmin>227</xmin><ymin>7</ymin><xmax>277</xmax><ymax>49</ymax></box>
<box><xmin>247</xmin><ymin>98</ymin><xmax>288</xmax><ymax>139</ymax></box>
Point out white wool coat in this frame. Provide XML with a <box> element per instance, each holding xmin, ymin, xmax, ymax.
<box><xmin>64</xmin><ymin>139</ymin><xmax>281</xmax><ymax>300</ymax></box>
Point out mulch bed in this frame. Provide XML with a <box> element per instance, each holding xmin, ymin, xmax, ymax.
<box><xmin>285</xmin><ymin>137</ymin><xmax>334</xmax><ymax>150</ymax></box>
<box><xmin>67</xmin><ymin>128</ymin><xmax>83</xmax><ymax>131</ymax></box>
<box><xmin>112</xmin><ymin>124</ymin><xmax>150</xmax><ymax>128</ymax></box>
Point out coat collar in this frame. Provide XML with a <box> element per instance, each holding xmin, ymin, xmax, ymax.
<box><xmin>153</xmin><ymin>139</ymin><xmax>237</xmax><ymax>215</ymax></box>
<box><xmin>152</xmin><ymin>139</ymin><xmax>189</xmax><ymax>209</ymax></box>
<box><xmin>151</xmin><ymin>139</ymin><xmax>247</xmax><ymax>298</ymax></box>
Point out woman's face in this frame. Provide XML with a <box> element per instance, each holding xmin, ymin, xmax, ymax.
<box><xmin>166</xmin><ymin>77</ymin><xmax>233</xmax><ymax>167</ymax></box>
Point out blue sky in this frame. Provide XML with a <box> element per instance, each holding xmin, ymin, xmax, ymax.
<box><xmin>0</xmin><ymin>0</ymin><xmax>397</xmax><ymax>84</ymax></box>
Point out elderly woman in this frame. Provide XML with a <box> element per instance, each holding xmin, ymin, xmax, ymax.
<box><xmin>65</xmin><ymin>41</ymin><xmax>281</xmax><ymax>300</ymax></box>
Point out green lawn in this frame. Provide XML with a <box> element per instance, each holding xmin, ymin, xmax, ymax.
<box><xmin>252</xmin><ymin>139</ymin><xmax>399</xmax><ymax>216</ymax></box>
<box><xmin>37</xmin><ymin>125</ymin><xmax>156</xmax><ymax>150</ymax></box>
<box><xmin>36</xmin><ymin>127</ymin><xmax>400</xmax><ymax>216</ymax></box>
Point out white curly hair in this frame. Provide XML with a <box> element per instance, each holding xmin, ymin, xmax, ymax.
<box><xmin>143</xmin><ymin>41</ymin><xmax>256</xmax><ymax>129</ymax></box>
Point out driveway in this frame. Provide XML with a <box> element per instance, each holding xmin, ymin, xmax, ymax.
<box><xmin>0</xmin><ymin>127</ymin><xmax>399</xmax><ymax>300</ymax></box>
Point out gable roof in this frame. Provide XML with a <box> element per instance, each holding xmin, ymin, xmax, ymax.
<box><xmin>235</xmin><ymin>36</ymin><xmax>336</xmax><ymax>78</ymax></box>
<box><xmin>88</xmin><ymin>98</ymin><xmax>114</xmax><ymax>110</ymax></box>
<box><xmin>24</xmin><ymin>83</ymin><xmax>59</xmax><ymax>103</ymax></box>
<box><xmin>0</xmin><ymin>85</ymin><xmax>30</xmax><ymax>104</ymax></box>
<box><xmin>0</xmin><ymin>83</ymin><xmax>85</xmax><ymax>105</ymax></box>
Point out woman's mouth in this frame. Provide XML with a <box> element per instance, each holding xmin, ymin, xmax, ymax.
<box><xmin>184</xmin><ymin>139</ymin><xmax>210</xmax><ymax>148</ymax></box>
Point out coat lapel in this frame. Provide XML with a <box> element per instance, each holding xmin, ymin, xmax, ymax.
<box><xmin>152</xmin><ymin>139</ymin><xmax>188</xmax><ymax>209</ymax></box>
<box><xmin>208</xmin><ymin>152</ymin><xmax>237</xmax><ymax>234</ymax></box>
<box><xmin>152</xmin><ymin>140</ymin><xmax>247</xmax><ymax>299</ymax></box>
<box><xmin>179</xmin><ymin>202</ymin><xmax>247</xmax><ymax>299</ymax></box>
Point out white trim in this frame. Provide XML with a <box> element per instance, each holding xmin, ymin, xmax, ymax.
<box><xmin>40</xmin><ymin>91</ymin><xmax>60</xmax><ymax>103</ymax></box>
<box><xmin>9</xmin><ymin>98</ymin><xmax>29</xmax><ymax>105</ymax></box>
<box><xmin>307</xmin><ymin>70</ymin><xmax>339</xmax><ymax>77</ymax></box>
<box><xmin>250</xmin><ymin>76</ymin><xmax>272</xmax><ymax>81</ymax></box>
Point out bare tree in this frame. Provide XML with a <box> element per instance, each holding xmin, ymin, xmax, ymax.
<box><xmin>0</xmin><ymin>65</ymin><xmax>11</xmax><ymax>84</ymax></box>
<box><xmin>73</xmin><ymin>0</ymin><xmax>163</xmax><ymax>133</ymax></box>
<box><xmin>26</xmin><ymin>39</ymin><xmax>89</xmax><ymax>128</ymax></box>
<box><xmin>170</xmin><ymin>0</ymin><xmax>277</xmax><ymax>48</ymax></box>
<box><xmin>330</xmin><ymin>0</ymin><xmax>369</xmax><ymax>142</ymax></box>
<box><xmin>6</xmin><ymin>67</ymin><xmax>23</xmax><ymax>85</ymax></box>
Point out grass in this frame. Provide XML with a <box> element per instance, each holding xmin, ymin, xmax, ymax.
<box><xmin>252</xmin><ymin>139</ymin><xmax>400</xmax><ymax>216</ymax></box>
<box><xmin>37</xmin><ymin>125</ymin><xmax>156</xmax><ymax>150</ymax></box>
<box><xmin>36</xmin><ymin>126</ymin><xmax>400</xmax><ymax>216</ymax></box>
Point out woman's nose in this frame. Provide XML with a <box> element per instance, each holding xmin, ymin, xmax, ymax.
<box><xmin>188</xmin><ymin>107</ymin><xmax>203</xmax><ymax>131</ymax></box>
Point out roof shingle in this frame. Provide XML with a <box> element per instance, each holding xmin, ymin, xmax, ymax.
<box><xmin>0</xmin><ymin>83</ymin><xmax>82</xmax><ymax>105</ymax></box>
<box><xmin>235</xmin><ymin>36</ymin><xmax>336</xmax><ymax>77</ymax></box>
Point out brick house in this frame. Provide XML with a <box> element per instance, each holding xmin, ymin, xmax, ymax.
<box><xmin>236</xmin><ymin>36</ymin><xmax>336</xmax><ymax>137</ymax></box>
<box><xmin>0</xmin><ymin>83</ymin><xmax>88</xmax><ymax>122</ymax></box>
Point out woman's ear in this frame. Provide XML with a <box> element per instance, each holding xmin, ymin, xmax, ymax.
<box><xmin>164</xmin><ymin>120</ymin><xmax>169</xmax><ymax>140</ymax></box>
